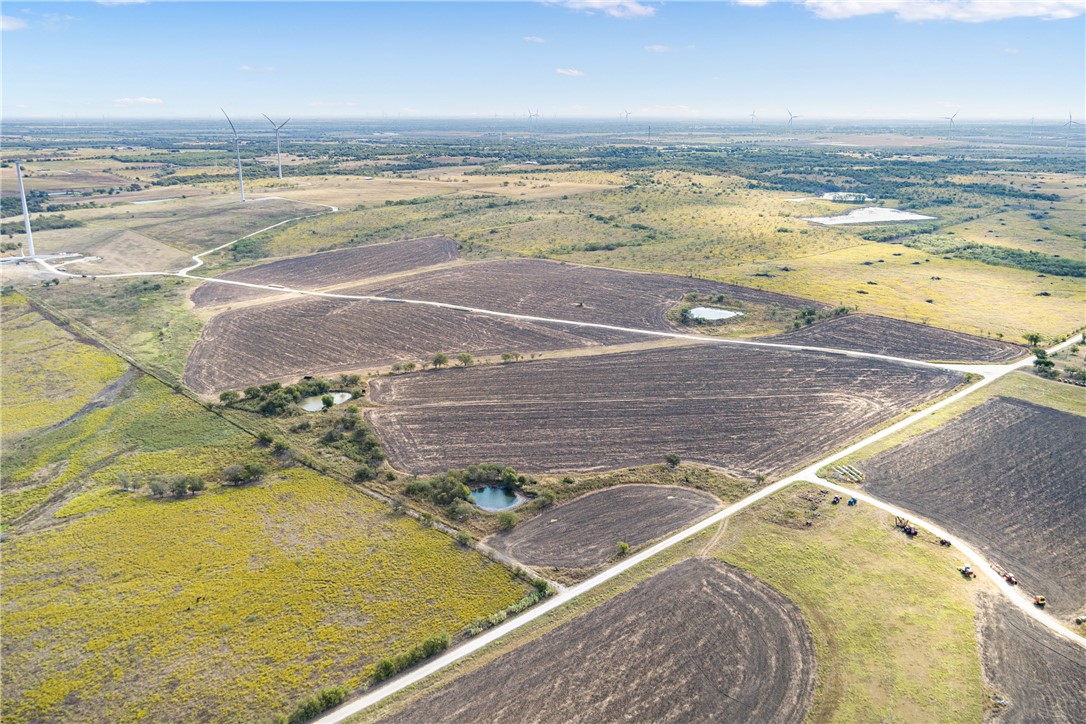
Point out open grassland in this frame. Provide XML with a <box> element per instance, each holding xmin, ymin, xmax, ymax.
<box><xmin>346</xmin><ymin>257</ymin><xmax>814</xmax><ymax>334</ymax></box>
<box><xmin>488</xmin><ymin>484</ymin><xmax>721</xmax><ymax>570</ymax></box>
<box><xmin>367</xmin><ymin>344</ymin><xmax>962</xmax><ymax>478</ymax></box>
<box><xmin>190</xmin><ymin>236</ymin><xmax>460</xmax><ymax>308</ymax></box>
<box><xmin>1</xmin><ymin>373</ymin><xmax>244</xmax><ymax>528</ymax></box>
<box><xmin>378</xmin><ymin>559</ymin><xmax>816</xmax><ymax>724</ymax></box>
<box><xmin>185</xmin><ymin>298</ymin><xmax>639</xmax><ymax>396</ymax></box>
<box><xmin>860</xmin><ymin>397</ymin><xmax>1086</xmax><ymax>620</ymax></box>
<box><xmin>0</xmin><ymin>293</ymin><xmax>127</xmax><ymax>440</ymax></box>
<box><xmin>768</xmin><ymin>313</ymin><xmax>1025</xmax><ymax>363</ymax></box>
<box><xmin>0</xmin><ymin>163</ymin><xmax>134</xmax><ymax>193</ymax></box>
<box><xmin>711</xmin><ymin>485</ymin><xmax>986</xmax><ymax>722</ymax></box>
<box><xmin>28</xmin><ymin>277</ymin><xmax>204</xmax><ymax>383</ymax></box>
<box><xmin>1</xmin><ymin>469</ymin><xmax>530</xmax><ymax>724</ymax></box>
<box><xmin>726</xmin><ymin>242</ymin><xmax>1082</xmax><ymax>340</ymax></box>
<box><xmin>975</xmin><ymin>592</ymin><xmax>1086</xmax><ymax>723</ymax></box>
<box><xmin>24</xmin><ymin>195</ymin><xmax>326</xmax><ymax>273</ymax></box>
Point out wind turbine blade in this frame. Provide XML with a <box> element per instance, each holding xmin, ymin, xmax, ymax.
<box><xmin>278</xmin><ymin>118</ymin><xmax>291</xmax><ymax>130</ymax></box>
<box><xmin>262</xmin><ymin>113</ymin><xmax>276</xmax><ymax>127</ymax></box>
<box><xmin>221</xmin><ymin>108</ymin><xmax>238</xmax><ymax>139</ymax></box>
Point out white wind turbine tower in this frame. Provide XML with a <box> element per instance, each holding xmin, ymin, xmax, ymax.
<box><xmin>622</xmin><ymin>109</ymin><xmax>631</xmax><ymax>123</ymax></box>
<box><xmin>221</xmin><ymin>108</ymin><xmax>245</xmax><ymax>202</ymax></box>
<box><xmin>942</xmin><ymin>111</ymin><xmax>958</xmax><ymax>139</ymax></box>
<box><xmin>1062</xmin><ymin>111</ymin><xmax>1082</xmax><ymax>147</ymax></box>
<box><xmin>262</xmin><ymin>114</ymin><xmax>291</xmax><ymax>180</ymax></box>
<box><xmin>786</xmin><ymin>109</ymin><xmax>800</xmax><ymax>129</ymax></box>
<box><xmin>13</xmin><ymin>161</ymin><xmax>36</xmax><ymax>257</ymax></box>
<box><xmin>750</xmin><ymin>110</ymin><xmax>757</xmax><ymax>126</ymax></box>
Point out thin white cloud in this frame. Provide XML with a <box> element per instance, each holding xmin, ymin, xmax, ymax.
<box><xmin>523</xmin><ymin>35</ymin><xmax>546</xmax><ymax>43</ymax></box>
<box><xmin>41</xmin><ymin>13</ymin><xmax>76</xmax><ymax>30</ymax></box>
<box><xmin>1</xmin><ymin>15</ymin><xmax>27</xmax><ymax>30</ymax></box>
<box><xmin>240</xmin><ymin>64</ymin><xmax>277</xmax><ymax>73</ymax></box>
<box><xmin>113</xmin><ymin>97</ymin><xmax>164</xmax><ymax>106</ymax></box>
<box><xmin>801</xmin><ymin>0</ymin><xmax>1084</xmax><ymax>22</ymax></box>
<box><xmin>96</xmin><ymin>0</ymin><xmax>149</xmax><ymax>6</ymax></box>
<box><xmin>644</xmin><ymin>44</ymin><xmax>672</xmax><ymax>52</ymax></box>
<box><xmin>556</xmin><ymin>67</ymin><xmax>587</xmax><ymax>76</ymax></box>
<box><xmin>550</xmin><ymin>1</ymin><xmax>656</xmax><ymax>19</ymax></box>
<box><xmin>1002</xmin><ymin>47</ymin><xmax>1020</xmax><ymax>54</ymax></box>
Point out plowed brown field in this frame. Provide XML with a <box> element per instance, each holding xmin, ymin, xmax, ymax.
<box><xmin>976</xmin><ymin>592</ymin><xmax>1086</xmax><ymax>723</ymax></box>
<box><xmin>190</xmin><ymin>237</ymin><xmax>459</xmax><ymax>308</ymax></box>
<box><xmin>487</xmin><ymin>485</ymin><xmax>720</xmax><ymax>568</ymax></box>
<box><xmin>346</xmin><ymin>258</ymin><xmax>817</xmax><ymax>331</ymax></box>
<box><xmin>367</xmin><ymin>345</ymin><xmax>961</xmax><ymax>477</ymax></box>
<box><xmin>862</xmin><ymin>396</ymin><xmax>1086</xmax><ymax>618</ymax></box>
<box><xmin>769</xmin><ymin>313</ymin><xmax>1024</xmax><ymax>363</ymax></box>
<box><xmin>379</xmin><ymin>558</ymin><xmax>816</xmax><ymax>724</ymax></box>
<box><xmin>184</xmin><ymin>300</ymin><xmax>639</xmax><ymax>395</ymax></box>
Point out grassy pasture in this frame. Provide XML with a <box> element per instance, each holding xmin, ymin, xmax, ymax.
<box><xmin>0</xmin><ymin>292</ymin><xmax>127</xmax><ymax>440</ymax></box>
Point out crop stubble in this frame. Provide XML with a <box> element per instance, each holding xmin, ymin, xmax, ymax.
<box><xmin>379</xmin><ymin>558</ymin><xmax>816</xmax><ymax>724</ymax></box>
<box><xmin>367</xmin><ymin>345</ymin><xmax>962</xmax><ymax>478</ymax></box>
<box><xmin>487</xmin><ymin>484</ymin><xmax>721</xmax><ymax>568</ymax></box>
<box><xmin>861</xmin><ymin>396</ymin><xmax>1086</xmax><ymax>618</ymax></box>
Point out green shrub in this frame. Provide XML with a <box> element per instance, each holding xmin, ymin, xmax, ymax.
<box><xmin>286</xmin><ymin>686</ymin><xmax>348</xmax><ymax>724</ymax></box>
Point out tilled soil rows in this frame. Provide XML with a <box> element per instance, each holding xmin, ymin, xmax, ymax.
<box><xmin>367</xmin><ymin>345</ymin><xmax>961</xmax><ymax>477</ymax></box>
<box><xmin>487</xmin><ymin>485</ymin><xmax>721</xmax><ymax>568</ymax></box>
<box><xmin>768</xmin><ymin>313</ymin><xmax>1024</xmax><ymax>363</ymax></box>
<box><xmin>861</xmin><ymin>396</ymin><xmax>1086</xmax><ymax>618</ymax></box>
<box><xmin>976</xmin><ymin>592</ymin><xmax>1086</xmax><ymax>723</ymax></box>
<box><xmin>190</xmin><ymin>236</ymin><xmax>459</xmax><ymax>308</ymax></box>
<box><xmin>345</xmin><ymin>257</ymin><xmax>818</xmax><ymax>331</ymax></box>
<box><xmin>184</xmin><ymin>300</ymin><xmax>639</xmax><ymax>395</ymax></box>
<box><xmin>380</xmin><ymin>558</ymin><xmax>817</xmax><ymax>724</ymax></box>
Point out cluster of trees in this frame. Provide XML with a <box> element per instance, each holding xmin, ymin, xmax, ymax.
<box><xmin>0</xmin><ymin>190</ymin><xmax>47</xmax><ymax>216</ymax></box>
<box><xmin>2</xmin><ymin>214</ymin><xmax>85</xmax><ymax>237</ymax></box>
<box><xmin>222</xmin><ymin>462</ymin><xmax>268</xmax><ymax>486</ymax></box>
<box><xmin>902</xmin><ymin>236</ymin><xmax>1084</xmax><ymax>278</ymax></box>
<box><xmin>284</xmin><ymin>686</ymin><xmax>348</xmax><ymax>724</ymax></box>
<box><xmin>793</xmin><ymin>305</ymin><xmax>851</xmax><ymax>328</ymax></box>
<box><xmin>314</xmin><ymin>406</ymin><xmax>386</xmax><ymax>479</ymax></box>
<box><xmin>371</xmin><ymin>632</ymin><xmax>451</xmax><ymax>683</ymax></box>
<box><xmin>403</xmin><ymin>464</ymin><xmax>525</xmax><ymax>522</ymax></box>
<box><xmin>117</xmin><ymin>471</ymin><xmax>206</xmax><ymax>498</ymax></box>
<box><xmin>221</xmin><ymin>377</ymin><xmax>352</xmax><ymax>416</ymax></box>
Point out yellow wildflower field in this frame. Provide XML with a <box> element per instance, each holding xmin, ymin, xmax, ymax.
<box><xmin>1</xmin><ymin>292</ymin><xmax>127</xmax><ymax>439</ymax></box>
<box><xmin>2</xmin><ymin>468</ymin><xmax>530</xmax><ymax>722</ymax></box>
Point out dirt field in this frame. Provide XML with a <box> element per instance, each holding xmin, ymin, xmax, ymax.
<box><xmin>368</xmin><ymin>345</ymin><xmax>961</xmax><ymax>478</ymax></box>
<box><xmin>379</xmin><ymin>558</ymin><xmax>816</xmax><ymax>724</ymax></box>
<box><xmin>768</xmin><ymin>313</ymin><xmax>1025</xmax><ymax>363</ymax></box>
<box><xmin>487</xmin><ymin>485</ymin><xmax>721</xmax><ymax>568</ymax></box>
<box><xmin>184</xmin><ymin>300</ymin><xmax>639</xmax><ymax>395</ymax></box>
<box><xmin>346</xmin><ymin>258</ymin><xmax>819</xmax><ymax>331</ymax></box>
<box><xmin>861</xmin><ymin>397</ymin><xmax>1086</xmax><ymax>618</ymax></box>
<box><xmin>190</xmin><ymin>237</ymin><xmax>460</xmax><ymax>308</ymax></box>
<box><xmin>976</xmin><ymin>593</ymin><xmax>1086</xmax><ymax>723</ymax></box>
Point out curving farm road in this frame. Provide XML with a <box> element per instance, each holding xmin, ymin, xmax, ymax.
<box><xmin>26</xmin><ymin>201</ymin><xmax>1085</xmax><ymax>722</ymax></box>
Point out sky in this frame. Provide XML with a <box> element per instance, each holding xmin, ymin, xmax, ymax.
<box><xmin>2</xmin><ymin>1</ymin><xmax>1084</xmax><ymax>120</ymax></box>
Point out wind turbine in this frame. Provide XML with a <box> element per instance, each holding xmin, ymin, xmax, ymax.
<box><xmin>750</xmin><ymin>110</ymin><xmax>756</xmax><ymax>126</ymax></box>
<box><xmin>786</xmin><ymin>109</ymin><xmax>800</xmax><ymax>129</ymax></box>
<box><xmin>13</xmin><ymin>161</ymin><xmax>35</xmax><ymax>258</ymax></box>
<box><xmin>1062</xmin><ymin>111</ymin><xmax>1082</xmax><ymax>147</ymax></box>
<box><xmin>262</xmin><ymin>114</ymin><xmax>291</xmax><ymax>180</ymax></box>
<box><xmin>1029</xmin><ymin>116</ymin><xmax>1035</xmax><ymax>140</ymax></box>
<box><xmin>622</xmin><ymin>109</ymin><xmax>631</xmax><ymax>123</ymax></box>
<box><xmin>942</xmin><ymin>111</ymin><xmax>958</xmax><ymax>139</ymax></box>
<box><xmin>221</xmin><ymin>108</ymin><xmax>245</xmax><ymax>202</ymax></box>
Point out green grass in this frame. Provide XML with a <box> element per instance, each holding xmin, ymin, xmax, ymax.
<box><xmin>712</xmin><ymin>486</ymin><xmax>985</xmax><ymax>723</ymax></box>
<box><xmin>0</xmin><ymin>292</ymin><xmax>127</xmax><ymax>439</ymax></box>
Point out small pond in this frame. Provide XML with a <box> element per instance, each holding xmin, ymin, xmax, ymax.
<box><xmin>299</xmin><ymin>391</ymin><xmax>352</xmax><ymax>412</ymax></box>
<box><xmin>469</xmin><ymin>486</ymin><xmax>528</xmax><ymax>512</ymax></box>
<box><xmin>688</xmin><ymin>306</ymin><xmax>744</xmax><ymax>321</ymax></box>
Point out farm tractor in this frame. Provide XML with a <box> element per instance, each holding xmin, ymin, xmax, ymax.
<box><xmin>894</xmin><ymin>517</ymin><xmax>919</xmax><ymax>537</ymax></box>
<box><xmin>960</xmin><ymin>564</ymin><xmax>977</xmax><ymax>579</ymax></box>
<box><xmin>993</xmin><ymin>565</ymin><xmax>1018</xmax><ymax>586</ymax></box>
